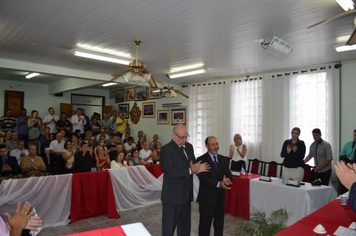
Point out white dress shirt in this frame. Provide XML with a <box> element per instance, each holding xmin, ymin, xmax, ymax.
<box><xmin>49</xmin><ymin>140</ymin><xmax>65</xmax><ymax>153</ymax></box>
<box><xmin>10</xmin><ymin>148</ymin><xmax>29</xmax><ymax>165</ymax></box>
<box><xmin>43</xmin><ymin>114</ymin><xmax>59</xmax><ymax>133</ymax></box>
<box><xmin>139</xmin><ymin>149</ymin><xmax>153</xmax><ymax>164</ymax></box>
<box><xmin>71</xmin><ymin>115</ymin><xmax>87</xmax><ymax>134</ymax></box>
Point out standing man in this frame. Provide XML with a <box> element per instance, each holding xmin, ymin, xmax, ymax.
<box><xmin>0</xmin><ymin>109</ymin><xmax>17</xmax><ymax>132</ymax></box>
<box><xmin>160</xmin><ymin>124</ymin><xmax>210</xmax><ymax>236</ymax></box>
<box><xmin>17</xmin><ymin>108</ymin><xmax>29</xmax><ymax>148</ymax></box>
<box><xmin>116</xmin><ymin>112</ymin><xmax>129</xmax><ymax>138</ymax></box>
<box><xmin>110</xmin><ymin>110</ymin><xmax>118</xmax><ymax>134</ymax></box>
<box><xmin>197</xmin><ymin>136</ymin><xmax>232</xmax><ymax>236</ymax></box>
<box><xmin>99</xmin><ymin>112</ymin><xmax>112</xmax><ymax>135</ymax></box>
<box><xmin>43</xmin><ymin>107</ymin><xmax>59</xmax><ymax>135</ymax></box>
<box><xmin>81</xmin><ymin>109</ymin><xmax>91</xmax><ymax>132</ymax></box>
<box><xmin>304</xmin><ymin>128</ymin><xmax>333</xmax><ymax>185</ymax></box>
<box><xmin>71</xmin><ymin>108</ymin><xmax>86</xmax><ymax>138</ymax></box>
<box><xmin>56</xmin><ymin>112</ymin><xmax>72</xmax><ymax>139</ymax></box>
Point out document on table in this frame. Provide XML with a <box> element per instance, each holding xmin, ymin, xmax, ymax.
<box><xmin>334</xmin><ymin>226</ymin><xmax>356</xmax><ymax>236</ymax></box>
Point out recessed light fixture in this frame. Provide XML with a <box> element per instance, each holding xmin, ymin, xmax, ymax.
<box><xmin>335</xmin><ymin>44</ymin><xmax>356</xmax><ymax>52</ymax></box>
<box><xmin>73</xmin><ymin>48</ymin><xmax>131</xmax><ymax>65</ymax></box>
<box><xmin>169</xmin><ymin>69</ymin><xmax>206</xmax><ymax>79</ymax></box>
<box><xmin>25</xmin><ymin>72</ymin><xmax>40</xmax><ymax>79</ymax></box>
<box><xmin>170</xmin><ymin>63</ymin><xmax>204</xmax><ymax>73</ymax></box>
<box><xmin>102</xmin><ymin>82</ymin><xmax>118</xmax><ymax>87</ymax></box>
<box><xmin>335</xmin><ymin>0</ymin><xmax>354</xmax><ymax>11</ymax></box>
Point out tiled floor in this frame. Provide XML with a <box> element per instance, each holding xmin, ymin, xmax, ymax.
<box><xmin>37</xmin><ymin>202</ymin><xmax>246</xmax><ymax>236</ymax></box>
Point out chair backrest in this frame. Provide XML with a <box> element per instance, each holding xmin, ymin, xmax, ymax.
<box><xmin>231</xmin><ymin>160</ymin><xmax>246</xmax><ymax>172</ymax></box>
<box><xmin>248</xmin><ymin>158</ymin><xmax>262</xmax><ymax>174</ymax></box>
<box><xmin>303</xmin><ymin>164</ymin><xmax>312</xmax><ymax>182</ymax></box>
<box><xmin>263</xmin><ymin>161</ymin><xmax>283</xmax><ymax>177</ymax></box>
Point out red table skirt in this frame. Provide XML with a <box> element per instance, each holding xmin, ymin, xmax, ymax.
<box><xmin>224</xmin><ymin>173</ymin><xmax>260</xmax><ymax>219</ymax></box>
<box><xmin>145</xmin><ymin>164</ymin><xmax>163</xmax><ymax>178</ymax></box>
<box><xmin>70</xmin><ymin>171</ymin><xmax>120</xmax><ymax>223</ymax></box>
<box><xmin>276</xmin><ymin>199</ymin><xmax>356</xmax><ymax>236</ymax></box>
<box><xmin>63</xmin><ymin>226</ymin><xmax>126</xmax><ymax>236</ymax></box>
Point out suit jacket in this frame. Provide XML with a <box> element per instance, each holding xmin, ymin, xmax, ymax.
<box><xmin>197</xmin><ymin>152</ymin><xmax>232</xmax><ymax>206</ymax></box>
<box><xmin>349</xmin><ymin>182</ymin><xmax>356</xmax><ymax>214</ymax></box>
<box><xmin>160</xmin><ymin>139</ymin><xmax>196</xmax><ymax>205</ymax></box>
<box><xmin>1</xmin><ymin>155</ymin><xmax>20</xmax><ymax>176</ymax></box>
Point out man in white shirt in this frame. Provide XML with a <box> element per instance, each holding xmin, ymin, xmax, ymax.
<box><xmin>71</xmin><ymin>108</ymin><xmax>86</xmax><ymax>138</ymax></box>
<box><xmin>124</xmin><ymin>137</ymin><xmax>136</xmax><ymax>156</ymax></box>
<box><xmin>139</xmin><ymin>141</ymin><xmax>154</xmax><ymax>164</ymax></box>
<box><xmin>43</xmin><ymin>107</ymin><xmax>59</xmax><ymax>134</ymax></box>
<box><xmin>49</xmin><ymin>132</ymin><xmax>65</xmax><ymax>174</ymax></box>
<box><xmin>10</xmin><ymin>140</ymin><xmax>29</xmax><ymax>165</ymax></box>
<box><xmin>110</xmin><ymin>110</ymin><xmax>118</xmax><ymax>133</ymax></box>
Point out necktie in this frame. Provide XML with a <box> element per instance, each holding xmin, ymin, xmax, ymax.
<box><xmin>213</xmin><ymin>155</ymin><xmax>220</xmax><ymax>176</ymax></box>
<box><xmin>180</xmin><ymin>147</ymin><xmax>188</xmax><ymax>160</ymax></box>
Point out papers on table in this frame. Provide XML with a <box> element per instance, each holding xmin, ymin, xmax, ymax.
<box><xmin>333</xmin><ymin>222</ymin><xmax>356</xmax><ymax>236</ymax></box>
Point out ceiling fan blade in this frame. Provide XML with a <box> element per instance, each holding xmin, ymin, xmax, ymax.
<box><xmin>110</xmin><ymin>68</ymin><xmax>133</xmax><ymax>82</ymax></box>
<box><xmin>346</xmin><ymin>28</ymin><xmax>356</xmax><ymax>45</ymax></box>
<box><xmin>308</xmin><ymin>9</ymin><xmax>356</xmax><ymax>29</ymax></box>
<box><xmin>148</xmin><ymin>77</ymin><xmax>158</xmax><ymax>89</ymax></box>
<box><xmin>170</xmin><ymin>90</ymin><xmax>178</xmax><ymax>97</ymax></box>
<box><xmin>145</xmin><ymin>68</ymin><xmax>165</xmax><ymax>86</ymax></box>
<box><xmin>175</xmin><ymin>90</ymin><xmax>189</xmax><ymax>98</ymax></box>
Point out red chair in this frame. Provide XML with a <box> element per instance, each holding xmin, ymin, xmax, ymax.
<box><xmin>263</xmin><ymin>161</ymin><xmax>283</xmax><ymax>177</ymax></box>
<box><xmin>303</xmin><ymin>165</ymin><xmax>312</xmax><ymax>182</ymax></box>
<box><xmin>247</xmin><ymin>158</ymin><xmax>263</xmax><ymax>174</ymax></box>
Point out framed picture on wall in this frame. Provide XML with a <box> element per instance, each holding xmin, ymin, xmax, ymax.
<box><xmin>157</xmin><ymin>110</ymin><xmax>170</xmax><ymax>125</ymax></box>
<box><xmin>4</xmin><ymin>90</ymin><xmax>24</xmax><ymax>117</ymax></box>
<box><xmin>124</xmin><ymin>88</ymin><xmax>135</xmax><ymax>102</ymax></box>
<box><xmin>171</xmin><ymin>109</ymin><xmax>186</xmax><ymax>125</ymax></box>
<box><xmin>115</xmin><ymin>89</ymin><xmax>124</xmax><ymax>103</ymax></box>
<box><xmin>148</xmin><ymin>87</ymin><xmax>161</xmax><ymax>99</ymax></box>
<box><xmin>134</xmin><ymin>86</ymin><xmax>147</xmax><ymax>101</ymax></box>
<box><xmin>142</xmin><ymin>101</ymin><xmax>155</xmax><ymax>118</ymax></box>
<box><xmin>118</xmin><ymin>103</ymin><xmax>130</xmax><ymax>119</ymax></box>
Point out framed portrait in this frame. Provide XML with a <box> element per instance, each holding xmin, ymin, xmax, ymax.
<box><xmin>115</xmin><ymin>89</ymin><xmax>124</xmax><ymax>103</ymax></box>
<box><xmin>148</xmin><ymin>87</ymin><xmax>161</xmax><ymax>100</ymax></box>
<box><xmin>171</xmin><ymin>109</ymin><xmax>186</xmax><ymax>125</ymax></box>
<box><xmin>157</xmin><ymin>110</ymin><xmax>170</xmax><ymax>125</ymax></box>
<box><xmin>118</xmin><ymin>103</ymin><xmax>130</xmax><ymax>119</ymax></box>
<box><xmin>4</xmin><ymin>90</ymin><xmax>24</xmax><ymax>117</ymax></box>
<box><xmin>124</xmin><ymin>88</ymin><xmax>135</xmax><ymax>102</ymax></box>
<box><xmin>134</xmin><ymin>86</ymin><xmax>147</xmax><ymax>101</ymax></box>
<box><xmin>142</xmin><ymin>101</ymin><xmax>155</xmax><ymax>118</ymax></box>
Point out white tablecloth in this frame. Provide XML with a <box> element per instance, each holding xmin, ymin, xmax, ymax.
<box><xmin>250</xmin><ymin>178</ymin><xmax>333</xmax><ymax>226</ymax></box>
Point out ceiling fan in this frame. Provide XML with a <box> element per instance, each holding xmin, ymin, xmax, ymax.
<box><xmin>308</xmin><ymin>9</ymin><xmax>356</xmax><ymax>45</ymax></box>
<box><xmin>151</xmin><ymin>75</ymin><xmax>189</xmax><ymax>99</ymax></box>
<box><xmin>110</xmin><ymin>40</ymin><xmax>165</xmax><ymax>88</ymax></box>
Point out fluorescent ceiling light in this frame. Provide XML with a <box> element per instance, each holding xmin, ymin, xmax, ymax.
<box><xmin>170</xmin><ymin>63</ymin><xmax>204</xmax><ymax>73</ymax></box>
<box><xmin>335</xmin><ymin>44</ymin><xmax>356</xmax><ymax>52</ymax></box>
<box><xmin>102</xmin><ymin>82</ymin><xmax>117</xmax><ymax>87</ymax></box>
<box><xmin>73</xmin><ymin>48</ymin><xmax>131</xmax><ymax>65</ymax></box>
<box><xmin>25</xmin><ymin>72</ymin><xmax>40</xmax><ymax>79</ymax></box>
<box><xmin>336</xmin><ymin>35</ymin><xmax>351</xmax><ymax>43</ymax></box>
<box><xmin>169</xmin><ymin>69</ymin><xmax>206</xmax><ymax>79</ymax></box>
<box><xmin>335</xmin><ymin>0</ymin><xmax>354</xmax><ymax>11</ymax></box>
<box><xmin>76</xmin><ymin>44</ymin><xmax>131</xmax><ymax>58</ymax></box>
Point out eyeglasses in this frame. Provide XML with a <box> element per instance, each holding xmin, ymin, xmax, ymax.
<box><xmin>174</xmin><ymin>132</ymin><xmax>190</xmax><ymax>139</ymax></box>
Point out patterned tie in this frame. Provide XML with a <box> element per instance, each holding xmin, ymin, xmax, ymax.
<box><xmin>213</xmin><ymin>155</ymin><xmax>220</xmax><ymax>176</ymax></box>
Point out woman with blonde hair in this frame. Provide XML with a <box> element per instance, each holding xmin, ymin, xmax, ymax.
<box><xmin>229</xmin><ymin>133</ymin><xmax>247</xmax><ymax>171</ymax></box>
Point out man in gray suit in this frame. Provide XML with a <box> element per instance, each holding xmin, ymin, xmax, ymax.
<box><xmin>160</xmin><ymin>124</ymin><xmax>210</xmax><ymax>236</ymax></box>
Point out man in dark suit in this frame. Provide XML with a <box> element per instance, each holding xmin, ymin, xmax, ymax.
<box><xmin>0</xmin><ymin>144</ymin><xmax>20</xmax><ymax>176</ymax></box>
<box><xmin>160</xmin><ymin>124</ymin><xmax>210</xmax><ymax>236</ymax></box>
<box><xmin>197</xmin><ymin>136</ymin><xmax>233</xmax><ymax>236</ymax></box>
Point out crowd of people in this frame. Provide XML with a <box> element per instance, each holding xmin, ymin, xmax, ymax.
<box><xmin>0</xmin><ymin>107</ymin><xmax>162</xmax><ymax>176</ymax></box>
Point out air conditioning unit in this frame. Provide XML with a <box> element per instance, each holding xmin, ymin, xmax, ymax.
<box><xmin>161</xmin><ymin>97</ymin><xmax>188</xmax><ymax>108</ymax></box>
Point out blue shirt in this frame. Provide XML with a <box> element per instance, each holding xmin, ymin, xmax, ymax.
<box><xmin>1</xmin><ymin>156</ymin><xmax>12</xmax><ymax>174</ymax></box>
<box><xmin>17</xmin><ymin>115</ymin><xmax>29</xmax><ymax>135</ymax></box>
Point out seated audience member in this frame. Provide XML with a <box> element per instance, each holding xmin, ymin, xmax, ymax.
<box><xmin>139</xmin><ymin>141</ymin><xmax>154</xmax><ymax>164</ymax></box>
<box><xmin>58</xmin><ymin>130</ymin><xmax>68</xmax><ymax>142</ymax></box>
<box><xmin>107</xmin><ymin>135</ymin><xmax>119</xmax><ymax>152</ymax></box>
<box><xmin>75</xmin><ymin>141</ymin><xmax>96</xmax><ymax>172</ymax></box>
<box><xmin>122</xmin><ymin>127</ymin><xmax>133</xmax><ymax>139</ymax></box>
<box><xmin>4</xmin><ymin>130</ymin><xmax>12</xmax><ymax>143</ymax></box>
<box><xmin>95</xmin><ymin>145</ymin><xmax>110</xmax><ymax>169</ymax></box>
<box><xmin>99</xmin><ymin>112</ymin><xmax>112</xmax><ymax>135</ymax></box>
<box><xmin>124</xmin><ymin>137</ymin><xmax>136</xmax><ymax>156</ymax></box>
<box><xmin>39</xmin><ymin>127</ymin><xmax>53</xmax><ymax>165</ymax></box>
<box><xmin>110</xmin><ymin>110</ymin><xmax>118</xmax><ymax>133</ymax></box>
<box><xmin>20</xmin><ymin>145</ymin><xmax>46</xmax><ymax>176</ymax></box>
<box><xmin>10</xmin><ymin>141</ymin><xmax>29</xmax><ymax>165</ymax></box>
<box><xmin>136</xmin><ymin>136</ymin><xmax>145</xmax><ymax>152</ymax></box>
<box><xmin>340</xmin><ymin>129</ymin><xmax>356</xmax><ymax>162</ymax></box>
<box><xmin>1</xmin><ymin>202</ymin><xmax>43</xmax><ymax>236</ymax></box>
<box><xmin>5</xmin><ymin>132</ymin><xmax>19</xmax><ymax>152</ymax></box>
<box><xmin>135</xmin><ymin>130</ymin><xmax>146</xmax><ymax>143</ymax></box>
<box><xmin>129</xmin><ymin>148</ymin><xmax>144</xmax><ymax>166</ymax></box>
<box><xmin>90</xmin><ymin>118</ymin><xmax>101</xmax><ymax>136</ymax></box>
<box><xmin>123</xmin><ymin>133</ymin><xmax>130</xmax><ymax>144</ymax></box>
<box><xmin>335</xmin><ymin>161</ymin><xmax>356</xmax><ymax>214</ymax></box>
<box><xmin>17</xmin><ymin>108</ymin><xmax>29</xmax><ymax>149</ymax></box>
<box><xmin>0</xmin><ymin>144</ymin><xmax>20</xmax><ymax>176</ymax></box>
<box><xmin>109</xmin><ymin>143</ymin><xmax>124</xmax><ymax>162</ymax></box>
<box><xmin>71</xmin><ymin>135</ymin><xmax>80</xmax><ymax>152</ymax></box>
<box><xmin>27</xmin><ymin>110</ymin><xmax>42</xmax><ymax>147</ymax></box>
<box><xmin>49</xmin><ymin>132</ymin><xmax>65</xmax><ymax>174</ymax></box>
<box><xmin>56</xmin><ymin>112</ymin><xmax>72</xmax><ymax>139</ymax></box>
<box><xmin>149</xmin><ymin>134</ymin><xmax>159</xmax><ymax>151</ymax></box>
<box><xmin>74</xmin><ymin>129</ymin><xmax>82</xmax><ymax>144</ymax></box>
<box><xmin>43</xmin><ymin>107</ymin><xmax>59</xmax><ymax>135</ymax></box>
<box><xmin>61</xmin><ymin>140</ymin><xmax>76</xmax><ymax>172</ymax></box>
<box><xmin>94</xmin><ymin>138</ymin><xmax>108</xmax><ymax>155</ymax></box>
<box><xmin>84</xmin><ymin>130</ymin><xmax>96</xmax><ymax>147</ymax></box>
<box><xmin>96</xmin><ymin>128</ymin><xmax>109</xmax><ymax>142</ymax></box>
<box><xmin>0</xmin><ymin>109</ymin><xmax>17</xmax><ymax>132</ymax></box>
<box><xmin>110</xmin><ymin>151</ymin><xmax>127</xmax><ymax>168</ymax></box>
<box><xmin>152</xmin><ymin>142</ymin><xmax>162</xmax><ymax>164</ymax></box>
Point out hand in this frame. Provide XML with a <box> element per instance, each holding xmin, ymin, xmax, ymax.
<box><xmin>32</xmin><ymin>164</ymin><xmax>39</xmax><ymax>171</ymax></box>
<box><xmin>219</xmin><ymin>180</ymin><xmax>231</xmax><ymax>190</ymax></box>
<box><xmin>313</xmin><ymin>165</ymin><xmax>321</xmax><ymax>172</ymax></box>
<box><xmin>286</xmin><ymin>145</ymin><xmax>291</xmax><ymax>154</ymax></box>
<box><xmin>52</xmin><ymin>118</ymin><xmax>55</xmax><ymax>122</ymax></box>
<box><xmin>24</xmin><ymin>116</ymin><xmax>29</xmax><ymax>120</ymax></box>
<box><xmin>190</xmin><ymin>161</ymin><xmax>210</xmax><ymax>174</ymax></box>
<box><xmin>20</xmin><ymin>152</ymin><xmax>26</xmax><ymax>157</ymax></box>
<box><xmin>223</xmin><ymin>175</ymin><xmax>232</xmax><ymax>186</ymax></box>
<box><xmin>25</xmin><ymin>216</ymin><xmax>43</xmax><ymax>230</ymax></box>
<box><xmin>292</xmin><ymin>146</ymin><xmax>298</xmax><ymax>152</ymax></box>
<box><xmin>3</xmin><ymin>164</ymin><xmax>11</xmax><ymax>172</ymax></box>
<box><xmin>14</xmin><ymin>144</ymin><xmax>19</xmax><ymax>150</ymax></box>
<box><xmin>50</xmin><ymin>134</ymin><xmax>53</xmax><ymax>139</ymax></box>
<box><xmin>335</xmin><ymin>161</ymin><xmax>356</xmax><ymax>189</ymax></box>
<box><xmin>5</xmin><ymin>202</ymin><xmax>34</xmax><ymax>232</ymax></box>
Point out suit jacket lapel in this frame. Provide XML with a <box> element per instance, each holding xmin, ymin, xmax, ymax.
<box><xmin>171</xmin><ymin>139</ymin><xmax>188</xmax><ymax>163</ymax></box>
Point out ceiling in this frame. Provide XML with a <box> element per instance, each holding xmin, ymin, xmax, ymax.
<box><xmin>0</xmin><ymin>0</ymin><xmax>355</xmax><ymax>94</ymax></box>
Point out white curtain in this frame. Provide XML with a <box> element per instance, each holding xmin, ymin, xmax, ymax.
<box><xmin>108</xmin><ymin>166</ymin><xmax>162</xmax><ymax>211</ymax></box>
<box><xmin>0</xmin><ymin>174</ymin><xmax>72</xmax><ymax>228</ymax></box>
